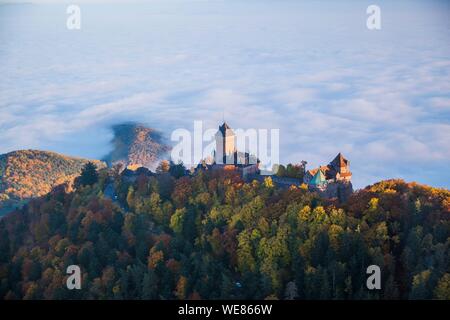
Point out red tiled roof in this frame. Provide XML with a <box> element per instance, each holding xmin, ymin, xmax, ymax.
<box><xmin>307</xmin><ymin>166</ymin><xmax>330</xmax><ymax>177</ymax></box>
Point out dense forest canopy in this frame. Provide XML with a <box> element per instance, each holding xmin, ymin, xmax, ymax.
<box><xmin>0</xmin><ymin>164</ymin><xmax>448</xmax><ymax>300</ymax></box>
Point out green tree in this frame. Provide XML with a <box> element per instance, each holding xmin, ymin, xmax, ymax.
<box><xmin>276</xmin><ymin>165</ymin><xmax>286</xmax><ymax>177</ymax></box>
<box><xmin>77</xmin><ymin>162</ymin><xmax>99</xmax><ymax>187</ymax></box>
<box><xmin>169</xmin><ymin>161</ymin><xmax>186</xmax><ymax>179</ymax></box>
<box><xmin>142</xmin><ymin>271</ymin><xmax>158</xmax><ymax>299</ymax></box>
<box><xmin>237</xmin><ymin>231</ymin><xmax>256</xmax><ymax>273</ymax></box>
<box><xmin>434</xmin><ymin>273</ymin><xmax>450</xmax><ymax>300</ymax></box>
<box><xmin>170</xmin><ymin>208</ymin><xmax>186</xmax><ymax>234</ymax></box>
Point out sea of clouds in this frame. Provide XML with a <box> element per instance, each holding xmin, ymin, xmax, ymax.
<box><xmin>0</xmin><ymin>0</ymin><xmax>449</xmax><ymax>189</ymax></box>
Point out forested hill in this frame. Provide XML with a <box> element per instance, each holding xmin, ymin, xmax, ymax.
<box><xmin>0</xmin><ymin>167</ymin><xmax>448</xmax><ymax>299</ymax></box>
<box><xmin>0</xmin><ymin>150</ymin><xmax>105</xmax><ymax>215</ymax></box>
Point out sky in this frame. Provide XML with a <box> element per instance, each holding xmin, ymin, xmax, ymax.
<box><xmin>0</xmin><ymin>0</ymin><xmax>449</xmax><ymax>189</ymax></box>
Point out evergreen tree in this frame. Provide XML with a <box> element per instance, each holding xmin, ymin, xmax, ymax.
<box><xmin>76</xmin><ymin>162</ymin><xmax>99</xmax><ymax>187</ymax></box>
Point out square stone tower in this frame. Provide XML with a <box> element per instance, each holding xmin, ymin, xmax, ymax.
<box><xmin>215</xmin><ymin>122</ymin><xmax>236</xmax><ymax>164</ymax></box>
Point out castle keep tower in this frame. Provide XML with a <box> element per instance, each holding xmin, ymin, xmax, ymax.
<box><xmin>215</xmin><ymin>122</ymin><xmax>236</xmax><ymax>164</ymax></box>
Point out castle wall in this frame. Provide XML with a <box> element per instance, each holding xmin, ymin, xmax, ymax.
<box><xmin>309</xmin><ymin>181</ymin><xmax>353</xmax><ymax>202</ymax></box>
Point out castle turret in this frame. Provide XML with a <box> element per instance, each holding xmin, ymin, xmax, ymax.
<box><xmin>309</xmin><ymin>168</ymin><xmax>327</xmax><ymax>187</ymax></box>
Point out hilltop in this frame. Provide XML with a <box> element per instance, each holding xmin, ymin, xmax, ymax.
<box><xmin>0</xmin><ymin>123</ymin><xmax>169</xmax><ymax>216</ymax></box>
<box><xmin>0</xmin><ymin>150</ymin><xmax>105</xmax><ymax>215</ymax></box>
<box><xmin>102</xmin><ymin>123</ymin><xmax>170</xmax><ymax>171</ymax></box>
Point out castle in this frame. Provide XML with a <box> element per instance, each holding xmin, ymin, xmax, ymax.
<box><xmin>302</xmin><ymin>153</ymin><xmax>353</xmax><ymax>201</ymax></box>
<box><xmin>303</xmin><ymin>153</ymin><xmax>352</xmax><ymax>186</ymax></box>
<box><xmin>195</xmin><ymin>122</ymin><xmax>260</xmax><ymax>178</ymax></box>
<box><xmin>198</xmin><ymin>122</ymin><xmax>353</xmax><ymax>201</ymax></box>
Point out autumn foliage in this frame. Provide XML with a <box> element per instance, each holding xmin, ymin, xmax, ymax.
<box><xmin>0</xmin><ymin>166</ymin><xmax>448</xmax><ymax>300</ymax></box>
<box><xmin>0</xmin><ymin>150</ymin><xmax>105</xmax><ymax>214</ymax></box>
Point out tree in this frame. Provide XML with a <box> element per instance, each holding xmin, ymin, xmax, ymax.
<box><xmin>175</xmin><ymin>275</ymin><xmax>188</xmax><ymax>299</ymax></box>
<box><xmin>240</xmin><ymin>196</ymin><xmax>264</xmax><ymax>227</ymax></box>
<box><xmin>208</xmin><ymin>228</ymin><xmax>224</xmax><ymax>257</ymax></box>
<box><xmin>126</xmin><ymin>186</ymin><xmax>135</xmax><ymax>210</ymax></box>
<box><xmin>156</xmin><ymin>160</ymin><xmax>170</xmax><ymax>173</ymax></box>
<box><xmin>142</xmin><ymin>271</ymin><xmax>158</xmax><ymax>299</ymax></box>
<box><xmin>264</xmin><ymin>176</ymin><xmax>274</xmax><ymax>188</ymax></box>
<box><xmin>170</xmin><ymin>208</ymin><xmax>186</xmax><ymax>234</ymax></box>
<box><xmin>276</xmin><ymin>165</ymin><xmax>286</xmax><ymax>177</ymax></box>
<box><xmin>284</xmin><ymin>281</ymin><xmax>298</xmax><ymax>300</ymax></box>
<box><xmin>148</xmin><ymin>248</ymin><xmax>164</xmax><ymax>270</ymax></box>
<box><xmin>410</xmin><ymin>269</ymin><xmax>432</xmax><ymax>299</ymax></box>
<box><xmin>169</xmin><ymin>161</ymin><xmax>186</xmax><ymax>179</ymax></box>
<box><xmin>172</xmin><ymin>177</ymin><xmax>192</xmax><ymax>207</ymax></box>
<box><xmin>286</xmin><ymin>164</ymin><xmax>299</xmax><ymax>178</ymax></box>
<box><xmin>237</xmin><ymin>231</ymin><xmax>256</xmax><ymax>273</ymax></box>
<box><xmin>112</xmin><ymin>163</ymin><xmax>124</xmax><ymax>178</ymax></box>
<box><xmin>276</xmin><ymin>163</ymin><xmax>304</xmax><ymax>179</ymax></box>
<box><xmin>76</xmin><ymin>162</ymin><xmax>99</xmax><ymax>187</ymax></box>
<box><xmin>434</xmin><ymin>273</ymin><xmax>450</xmax><ymax>300</ymax></box>
<box><xmin>23</xmin><ymin>282</ymin><xmax>39</xmax><ymax>300</ymax></box>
